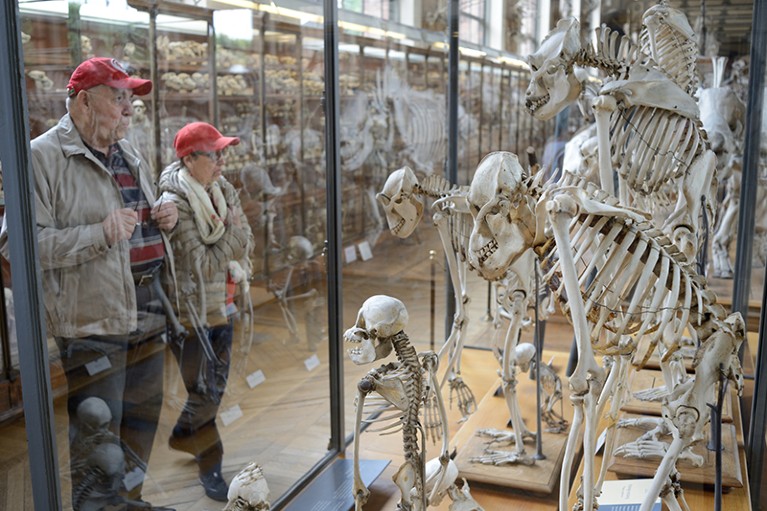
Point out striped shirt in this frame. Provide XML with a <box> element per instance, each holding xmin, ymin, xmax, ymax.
<box><xmin>88</xmin><ymin>143</ymin><xmax>165</xmax><ymax>276</ymax></box>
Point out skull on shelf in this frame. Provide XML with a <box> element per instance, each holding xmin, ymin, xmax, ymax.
<box><xmin>525</xmin><ymin>17</ymin><xmax>582</xmax><ymax>120</ymax></box>
<box><xmin>344</xmin><ymin>295</ymin><xmax>408</xmax><ymax>365</ymax></box>
<box><xmin>377</xmin><ymin>166</ymin><xmax>424</xmax><ymax>238</ymax></box>
<box><xmin>467</xmin><ymin>152</ymin><xmax>536</xmax><ymax>281</ymax></box>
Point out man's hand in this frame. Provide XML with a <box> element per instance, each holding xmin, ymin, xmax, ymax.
<box><xmin>103</xmin><ymin>208</ymin><xmax>138</xmax><ymax>246</ymax></box>
<box><xmin>151</xmin><ymin>200</ymin><xmax>178</xmax><ymax>231</ymax></box>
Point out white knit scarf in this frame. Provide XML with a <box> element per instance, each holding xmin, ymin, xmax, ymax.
<box><xmin>178</xmin><ymin>167</ymin><xmax>227</xmax><ymax>244</ymax></box>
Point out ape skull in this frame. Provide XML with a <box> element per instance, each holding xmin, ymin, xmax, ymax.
<box><xmin>514</xmin><ymin>343</ymin><xmax>536</xmax><ymax>373</ymax></box>
<box><xmin>286</xmin><ymin>236</ymin><xmax>313</xmax><ymax>263</ymax></box>
<box><xmin>131</xmin><ymin>99</ymin><xmax>147</xmax><ymax>123</ymax></box>
<box><xmin>526</xmin><ymin>18</ymin><xmax>583</xmax><ymax>120</ymax></box>
<box><xmin>87</xmin><ymin>443</ymin><xmax>126</xmax><ymax>489</ymax></box>
<box><xmin>468</xmin><ymin>152</ymin><xmax>536</xmax><ymax>281</ymax></box>
<box><xmin>225</xmin><ymin>462</ymin><xmax>271</xmax><ymax>511</ymax></box>
<box><xmin>77</xmin><ymin>396</ymin><xmax>112</xmax><ymax>435</ymax></box>
<box><xmin>344</xmin><ymin>295</ymin><xmax>408</xmax><ymax>365</ymax></box>
<box><xmin>377</xmin><ymin>166</ymin><xmax>424</xmax><ymax>238</ymax></box>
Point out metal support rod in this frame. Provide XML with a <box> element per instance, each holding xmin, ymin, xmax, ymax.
<box><xmin>445</xmin><ymin>0</ymin><xmax>459</xmax><ymax>339</ymax></box>
<box><xmin>0</xmin><ymin>1</ymin><xmax>62</xmax><ymax>508</ymax></box>
<box><xmin>747</xmin><ymin>254</ymin><xmax>767</xmax><ymax>510</ymax></box>
<box><xmin>732</xmin><ymin>0</ymin><xmax>767</xmax><ymax>330</ymax></box>
<box><xmin>483</xmin><ymin>280</ymin><xmax>493</xmax><ymax>322</ymax></box>
<box><xmin>534</xmin><ymin>260</ymin><xmax>546</xmax><ymax>460</ymax></box>
<box><xmin>430</xmin><ymin>250</ymin><xmax>436</xmax><ymax>352</ymax></box>
<box><xmin>323</xmin><ymin>0</ymin><xmax>344</xmax><ymax>454</ymax></box>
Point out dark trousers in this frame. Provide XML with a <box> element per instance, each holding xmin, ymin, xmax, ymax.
<box><xmin>168</xmin><ymin>320</ymin><xmax>233</xmax><ymax>474</ymax></box>
<box><xmin>56</xmin><ymin>278</ymin><xmax>167</xmax><ymax>507</ymax></box>
<box><xmin>57</xmin><ymin>329</ymin><xmax>165</xmax><ymax>505</ymax></box>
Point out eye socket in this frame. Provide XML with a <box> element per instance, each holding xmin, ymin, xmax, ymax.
<box><xmin>547</xmin><ymin>64</ymin><xmax>559</xmax><ymax>74</ymax></box>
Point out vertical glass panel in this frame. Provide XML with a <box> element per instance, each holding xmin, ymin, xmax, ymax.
<box><xmin>16</xmin><ymin>0</ymin><xmax>331</xmax><ymax>508</ymax></box>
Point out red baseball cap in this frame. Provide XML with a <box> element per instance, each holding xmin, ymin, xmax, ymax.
<box><xmin>174</xmin><ymin>122</ymin><xmax>240</xmax><ymax>159</ymax></box>
<box><xmin>67</xmin><ymin>57</ymin><xmax>152</xmax><ymax>97</ymax></box>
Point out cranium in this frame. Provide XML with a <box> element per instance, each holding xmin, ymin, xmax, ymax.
<box><xmin>87</xmin><ymin>443</ymin><xmax>126</xmax><ymax>480</ymax></box>
<box><xmin>467</xmin><ymin>152</ymin><xmax>536</xmax><ymax>281</ymax></box>
<box><xmin>377</xmin><ymin>166</ymin><xmax>424</xmax><ymax>238</ymax></box>
<box><xmin>526</xmin><ymin>17</ymin><xmax>583</xmax><ymax>120</ymax></box>
<box><xmin>77</xmin><ymin>396</ymin><xmax>112</xmax><ymax>434</ymax></box>
<box><xmin>286</xmin><ymin>236</ymin><xmax>313</xmax><ymax>263</ymax></box>
<box><xmin>225</xmin><ymin>462</ymin><xmax>271</xmax><ymax>511</ymax></box>
<box><xmin>514</xmin><ymin>343</ymin><xmax>536</xmax><ymax>373</ymax></box>
<box><xmin>131</xmin><ymin>98</ymin><xmax>147</xmax><ymax>124</ymax></box>
<box><xmin>344</xmin><ymin>295</ymin><xmax>408</xmax><ymax>365</ymax></box>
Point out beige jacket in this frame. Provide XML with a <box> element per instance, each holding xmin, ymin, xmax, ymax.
<box><xmin>26</xmin><ymin>114</ymin><xmax>174</xmax><ymax>337</ymax></box>
<box><xmin>158</xmin><ymin>161</ymin><xmax>252</xmax><ymax>328</ymax></box>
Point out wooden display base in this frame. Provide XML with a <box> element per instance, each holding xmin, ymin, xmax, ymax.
<box><xmin>621</xmin><ymin>369</ymin><xmax>733</xmax><ymax>423</ymax></box>
<box><xmin>452</xmin><ymin>378</ymin><xmax>571</xmax><ymax>494</ymax></box>
<box><xmin>605</xmin><ymin>413</ymin><xmax>743</xmax><ymax>488</ymax></box>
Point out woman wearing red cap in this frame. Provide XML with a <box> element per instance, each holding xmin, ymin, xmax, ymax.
<box><xmin>158</xmin><ymin>122</ymin><xmax>253</xmax><ymax>501</ymax></box>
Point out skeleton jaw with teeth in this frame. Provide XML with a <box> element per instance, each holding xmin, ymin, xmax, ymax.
<box><xmin>377</xmin><ymin>166</ymin><xmax>425</xmax><ymax>238</ymax></box>
<box><xmin>525</xmin><ymin>18</ymin><xmax>583</xmax><ymax>120</ymax></box>
<box><xmin>468</xmin><ymin>152</ymin><xmax>537</xmax><ymax>281</ymax></box>
<box><xmin>344</xmin><ymin>295</ymin><xmax>408</xmax><ymax>365</ymax></box>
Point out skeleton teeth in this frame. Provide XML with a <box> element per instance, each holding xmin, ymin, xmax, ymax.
<box><xmin>392</xmin><ymin>218</ymin><xmax>405</xmax><ymax>235</ymax></box>
<box><xmin>477</xmin><ymin>239</ymin><xmax>498</xmax><ymax>264</ymax></box>
<box><xmin>525</xmin><ymin>93</ymin><xmax>551</xmax><ymax>113</ymax></box>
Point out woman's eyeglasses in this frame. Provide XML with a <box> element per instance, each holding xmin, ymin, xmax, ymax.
<box><xmin>192</xmin><ymin>150</ymin><xmax>224</xmax><ymax>162</ymax></box>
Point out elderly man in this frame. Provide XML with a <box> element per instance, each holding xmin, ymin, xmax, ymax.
<box><xmin>21</xmin><ymin>57</ymin><xmax>177</xmax><ymax>510</ymax></box>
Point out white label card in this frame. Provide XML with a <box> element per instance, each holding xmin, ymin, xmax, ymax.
<box><xmin>220</xmin><ymin>404</ymin><xmax>243</xmax><ymax>427</ymax></box>
<box><xmin>247</xmin><ymin>369</ymin><xmax>266</xmax><ymax>388</ymax></box>
<box><xmin>304</xmin><ymin>354</ymin><xmax>321</xmax><ymax>371</ymax></box>
<box><xmin>123</xmin><ymin>467</ymin><xmax>144</xmax><ymax>491</ymax></box>
<box><xmin>344</xmin><ymin>245</ymin><xmax>357</xmax><ymax>263</ymax></box>
<box><xmin>85</xmin><ymin>356</ymin><xmax>111</xmax><ymax>376</ymax></box>
<box><xmin>358</xmin><ymin>241</ymin><xmax>373</xmax><ymax>261</ymax></box>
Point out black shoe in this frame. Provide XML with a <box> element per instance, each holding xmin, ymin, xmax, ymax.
<box><xmin>199</xmin><ymin>470</ymin><xmax>229</xmax><ymax>502</ymax></box>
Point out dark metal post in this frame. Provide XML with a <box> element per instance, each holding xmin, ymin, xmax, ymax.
<box><xmin>430</xmin><ymin>250</ymin><xmax>436</xmax><ymax>351</ymax></box>
<box><xmin>445</xmin><ymin>0</ymin><xmax>459</xmax><ymax>338</ymax></box>
<box><xmin>732</xmin><ymin>0</ymin><xmax>767</xmax><ymax>330</ymax></box>
<box><xmin>533</xmin><ymin>260</ymin><xmax>545</xmax><ymax>460</ymax></box>
<box><xmin>0</xmin><ymin>1</ymin><xmax>62</xmax><ymax>509</ymax></box>
<box><xmin>323</xmin><ymin>0</ymin><xmax>344</xmax><ymax>453</ymax></box>
<box><xmin>748</xmin><ymin>267</ymin><xmax>767</xmax><ymax>510</ymax></box>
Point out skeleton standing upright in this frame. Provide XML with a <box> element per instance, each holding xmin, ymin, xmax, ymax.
<box><xmin>526</xmin><ymin>3</ymin><xmax>717</xmax><ymax>264</ymax></box>
<box><xmin>466</xmin><ymin>151</ymin><xmax>743</xmax><ymax>511</ymax></box>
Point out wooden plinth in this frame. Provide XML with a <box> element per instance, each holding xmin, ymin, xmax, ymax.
<box><xmin>621</xmin><ymin>369</ymin><xmax>733</xmax><ymax>423</ymax></box>
<box><xmin>452</xmin><ymin>378</ymin><xmax>571</xmax><ymax>494</ymax></box>
<box><xmin>605</xmin><ymin>412</ymin><xmax>743</xmax><ymax>488</ymax></box>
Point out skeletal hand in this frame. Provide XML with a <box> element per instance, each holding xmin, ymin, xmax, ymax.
<box><xmin>470</xmin><ymin>449</ymin><xmax>534</xmax><ymax>466</ymax></box>
<box><xmin>151</xmin><ymin>200</ymin><xmax>178</xmax><ymax>231</ymax></box>
<box><xmin>449</xmin><ymin>377</ymin><xmax>477</xmax><ymax>418</ymax></box>
<box><xmin>632</xmin><ymin>386</ymin><xmax>669</xmax><ymax>402</ymax></box>
<box><xmin>423</xmin><ymin>393</ymin><xmax>444</xmax><ymax>444</ymax></box>
<box><xmin>614</xmin><ymin>438</ymin><xmax>668</xmax><ymax>460</ymax></box>
<box><xmin>102</xmin><ymin>208</ymin><xmax>137</xmax><ymax>246</ymax></box>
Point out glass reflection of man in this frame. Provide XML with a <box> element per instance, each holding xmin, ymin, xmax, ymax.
<box><xmin>3</xmin><ymin>57</ymin><xmax>178</xmax><ymax>511</ymax></box>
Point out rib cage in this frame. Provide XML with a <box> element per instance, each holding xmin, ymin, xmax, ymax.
<box><xmin>611</xmin><ymin>105</ymin><xmax>705</xmax><ymax>198</ymax></box>
<box><xmin>537</xmin><ymin>179</ymin><xmax>719</xmax><ymax>361</ymax></box>
<box><xmin>639</xmin><ymin>13</ymin><xmax>699</xmax><ymax>95</ymax></box>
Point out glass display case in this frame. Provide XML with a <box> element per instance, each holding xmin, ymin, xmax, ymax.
<box><xmin>0</xmin><ymin>0</ymin><xmax>766</xmax><ymax>510</ymax></box>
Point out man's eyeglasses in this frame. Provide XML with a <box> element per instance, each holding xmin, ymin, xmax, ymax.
<box><xmin>192</xmin><ymin>150</ymin><xmax>224</xmax><ymax>162</ymax></box>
